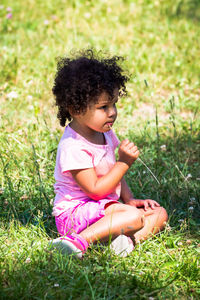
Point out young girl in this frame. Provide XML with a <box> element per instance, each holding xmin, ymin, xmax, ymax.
<box><xmin>51</xmin><ymin>49</ymin><xmax>168</xmax><ymax>258</ymax></box>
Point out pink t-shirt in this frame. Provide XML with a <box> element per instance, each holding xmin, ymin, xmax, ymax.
<box><xmin>52</xmin><ymin>125</ymin><xmax>121</xmax><ymax>216</ymax></box>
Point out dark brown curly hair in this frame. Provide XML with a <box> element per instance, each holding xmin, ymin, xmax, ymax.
<box><xmin>52</xmin><ymin>49</ymin><xmax>130</xmax><ymax>126</ymax></box>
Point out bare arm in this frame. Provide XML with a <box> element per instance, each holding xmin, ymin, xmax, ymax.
<box><xmin>120</xmin><ymin>176</ymin><xmax>160</xmax><ymax>210</ymax></box>
<box><xmin>120</xmin><ymin>177</ymin><xmax>134</xmax><ymax>203</ymax></box>
<box><xmin>70</xmin><ymin>139</ymin><xmax>139</xmax><ymax>200</ymax></box>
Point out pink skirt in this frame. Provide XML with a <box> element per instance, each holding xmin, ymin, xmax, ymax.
<box><xmin>55</xmin><ymin>199</ymin><xmax>119</xmax><ymax>236</ymax></box>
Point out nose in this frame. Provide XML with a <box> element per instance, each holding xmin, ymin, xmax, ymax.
<box><xmin>108</xmin><ymin>105</ymin><xmax>117</xmax><ymax>118</ymax></box>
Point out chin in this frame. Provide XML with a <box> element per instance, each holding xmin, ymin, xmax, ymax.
<box><xmin>103</xmin><ymin>128</ymin><xmax>111</xmax><ymax>133</ymax></box>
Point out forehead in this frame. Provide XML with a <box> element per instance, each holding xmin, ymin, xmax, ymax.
<box><xmin>96</xmin><ymin>88</ymin><xmax>119</xmax><ymax>104</ymax></box>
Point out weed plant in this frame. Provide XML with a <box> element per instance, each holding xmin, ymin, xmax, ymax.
<box><xmin>0</xmin><ymin>0</ymin><xmax>200</xmax><ymax>299</ymax></box>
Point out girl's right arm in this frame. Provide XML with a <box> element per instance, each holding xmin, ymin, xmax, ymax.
<box><xmin>70</xmin><ymin>139</ymin><xmax>139</xmax><ymax>200</ymax></box>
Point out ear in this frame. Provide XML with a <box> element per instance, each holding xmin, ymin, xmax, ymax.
<box><xmin>69</xmin><ymin>107</ymin><xmax>84</xmax><ymax>118</ymax></box>
<box><xmin>67</xmin><ymin>107</ymin><xmax>74</xmax><ymax>118</ymax></box>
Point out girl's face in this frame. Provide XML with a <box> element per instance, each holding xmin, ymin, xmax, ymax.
<box><xmin>71</xmin><ymin>89</ymin><xmax>118</xmax><ymax>135</ymax></box>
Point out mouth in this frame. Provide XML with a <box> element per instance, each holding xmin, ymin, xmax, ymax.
<box><xmin>106</xmin><ymin>122</ymin><xmax>114</xmax><ymax>128</ymax></box>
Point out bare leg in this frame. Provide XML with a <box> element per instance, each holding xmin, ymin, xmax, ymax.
<box><xmin>133</xmin><ymin>206</ymin><xmax>168</xmax><ymax>244</ymax></box>
<box><xmin>79</xmin><ymin>203</ymin><xmax>144</xmax><ymax>244</ymax></box>
<box><xmin>79</xmin><ymin>203</ymin><xmax>168</xmax><ymax>245</ymax></box>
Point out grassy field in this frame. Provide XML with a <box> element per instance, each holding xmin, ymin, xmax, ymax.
<box><xmin>0</xmin><ymin>0</ymin><xmax>200</xmax><ymax>299</ymax></box>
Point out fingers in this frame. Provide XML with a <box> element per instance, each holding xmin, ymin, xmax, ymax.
<box><xmin>121</xmin><ymin>138</ymin><xmax>129</xmax><ymax>146</ymax></box>
<box><xmin>145</xmin><ymin>199</ymin><xmax>160</xmax><ymax>210</ymax></box>
<box><xmin>118</xmin><ymin>139</ymin><xmax>140</xmax><ymax>167</ymax></box>
<box><xmin>122</xmin><ymin>140</ymin><xmax>136</xmax><ymax>149</ymax></box>
<box><xmin>120</xmin><ymin>139</ymin><xmax>134</xmax><ymax>150</ymax></box>
<box><xmin>143</xmin><ymin>202</ymin><xmax>149</xmax><ymax>211</ymax></box>
<box><xmin>121</xmin><ymin>139</ymin><xmax>135</xmax><ymax>148</ymax></box>
<box><xmin>151</xmin><ymin>200</ymin><xmax>160</xmax><ymax>208</ymax></box>
<box><xmin>130</xmin><ymin>199</ymin><xmax>161</xmax><ymax>211</ymax></box>
<box><xmin>120</xmin><ymin>139</ymin><xmax>139</xmax><ymax>156</ymax></box>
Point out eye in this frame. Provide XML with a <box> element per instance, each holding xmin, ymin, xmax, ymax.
<box><xmin>99</xmin><ymin>105</ymin><xmax>107</xmax><ymax>110</ymax></box>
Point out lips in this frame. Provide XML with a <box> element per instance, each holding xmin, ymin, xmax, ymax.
<box><xmin>106</xmin><ymin>122</ymin><xmax>114</xmax><ymax>128</ymax></box>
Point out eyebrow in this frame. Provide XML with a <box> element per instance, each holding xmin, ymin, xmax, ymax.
<box><xmin>97</xmin><ymin>98</ymin><xmax>118</xmax><ymax>105</ymax></box>
<box><xmin>97</xmin><ymin>102</ymin><xmax>109</xmax><ymax>106</ymax></box>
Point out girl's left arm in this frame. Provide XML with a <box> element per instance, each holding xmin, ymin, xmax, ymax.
<box><xmin>120</xmin><ymin>177</ymin><xmax>134</xmax><ymax>203</ymax></box>
<box><xmin>120</xmin><ymin>177</ymin><xmax>160</xmax><ymax>211</ymax></box>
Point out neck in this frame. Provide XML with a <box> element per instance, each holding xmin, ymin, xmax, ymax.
<box><xmin>69</xmin><ymin>121</ymin><xmax>105</xmax><ymax>145</ymax></box>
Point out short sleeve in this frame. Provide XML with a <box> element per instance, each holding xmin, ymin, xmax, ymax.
<box><xmin>59</xmin><ymin>145</ymin><xmax>94</xmax><ymax>173</ymax></box>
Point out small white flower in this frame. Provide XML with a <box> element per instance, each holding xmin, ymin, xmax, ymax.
<box><xmin>166</xmin><ymin>224</ymin><xmax>171</xmax><ymax>231</ymax></box>
<box><xmin>185</xmin><ymin>174</ymin><xmax>192</xmax><ymax>180</ymax></box>
<box><xmin>175</xmin><ymin>61</ymin><xmax>181</xmax><ymax>67</ymax></box>
<box><xmin>27</xmin><ymin>80</ymin><xmax>33</xmax><ymax>85</ymax></box>
<box><xmin>143</xmin><ymin>171</ymin><xmax>146</xmax><ymax>174</ymax></box>
<box><xmin>28</xmin><ymin>105</ymin><xmax>34</xmax><ymax>110</ymax></box>
<box><xmin>160</xmin><ymin>144</ymin><xmax>166</xmax><ymax>151</ymax></box>
<box><xmin>84</xmin><ymin>12</ymin><xmax>91</xmax><ymax>19</ymax></box>
<box><xmin>189</xmin><ymin>197</ymin><xmax>196</xmax><ymax>202</ymax></box>
<box><xmin>7</xmin><ymin>91</ymin><xmax>18</xmax><ymax>99</ymax></box>
<box><xmin>178</xmin><ymin>242</ymin><xmax>183</xmax><ymax>246</ymax></box>
<box><xmin>188</xmin><ymin>206</ymin><xmax>194</xmax><ymax>212</ymax></box>
<box><xmin>44</xmin><ymin>19</ymin><xmax>49</xmax><ymax>25</ymax></box>
<box><xmin>189</xmin><ymin>197</ymin><xmax>196</xmax><ymax>206</ymax></box>
<box><xmin>27</xmin><ymin>95</ymin><xmax>33</xmax><ymax>101</ymax></box>
<box><xmin>25</xmin><ymin>257</ymin><xmax>31</xmax><ymax>263</ymax></box>
<box><xmin>54</xmin><ymin>283</ymin><xmax>59</xmax><ymax>287</ymax></box>
<box><xmin>178</xmin><ymin>219</ymin><xmax>184</xmax><ymax>223</ymax></box>
<box><xmin>139</xmin><ymin>271</ymin><xmax>144</xmax><ymax>275</ymax></box>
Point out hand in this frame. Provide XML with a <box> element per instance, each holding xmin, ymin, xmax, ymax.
<box><xmin>118</xmin><ymin>139</ymin><xmax>140</xmax><ymax>167</ymax></box>
<box><xmin>126</xmin><ymin>199</ymin><xmax>160</xmax><ymax>211</ymax></box>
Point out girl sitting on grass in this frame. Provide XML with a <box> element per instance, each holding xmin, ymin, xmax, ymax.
<box><xmin>51</xmin><ymin>49</ymin><xmax>168</xmax><ymax>258</ymax></box>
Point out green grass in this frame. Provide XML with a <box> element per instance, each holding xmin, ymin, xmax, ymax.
<box><xmin>0</xmin><ymin>0</ymin><xmax>200</xmax><ymax>299</ymax></box>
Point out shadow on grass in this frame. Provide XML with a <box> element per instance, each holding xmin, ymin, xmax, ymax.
<box><xmin>0</xmin><ymin>123</ymin><xmax>199</xmax><ymax>236</ymax></box>
<box><xmin>0</xmin><ymin>241</ymin><xmax>190</xmax><ymax>300</ymax></box>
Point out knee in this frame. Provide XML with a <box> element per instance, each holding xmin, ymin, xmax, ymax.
<box><xmin>155</xmin><ymin>206</ymin><xmax>168</xmax><ymax>229</ymax></box>
<box><xmin>135</xmin><ymin>209</ymin><xmax>145</xmax><ymax>228</ymax></box>
<box><xmin>160</xmin><ymin>207</ymin><xmax>168</xmax><ymax>222</ymax></box>
<box><xmin>125</xmin><ymin>208</ymin><xmax>145</xmax><ymax>231</ymax></box>
<box><xmin>162</xmin><ymin>207</ymin><xmax>169</xmax><ymax>228</ymax></box>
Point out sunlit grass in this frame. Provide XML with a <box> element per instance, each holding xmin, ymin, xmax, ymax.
<box><xmin>0</xmin><ymin>0</ymin><xmax>200</xmax><ymax>299</ymax></box>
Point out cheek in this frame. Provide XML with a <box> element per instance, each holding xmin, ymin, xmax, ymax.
<box><xmin>94</xmin><ymin>111</ymin><xmax>105</xmax><ymax>120</ymax></box>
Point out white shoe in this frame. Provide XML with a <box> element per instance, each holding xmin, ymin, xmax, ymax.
<box><xmin>49</xmin><ymin>234</ymin><xmax>88</xmax><ymax>259</ymax></box>
<box><xmin>110</xmin><ymin>235</ymin><xmax>134</xmax><ymax>257</ymax></box>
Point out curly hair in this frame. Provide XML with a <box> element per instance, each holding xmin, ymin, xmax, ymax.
<box><xmin>52</xmin><ymin>49</ymin><xmax>130</xmax><ymax>126</ymax></box>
